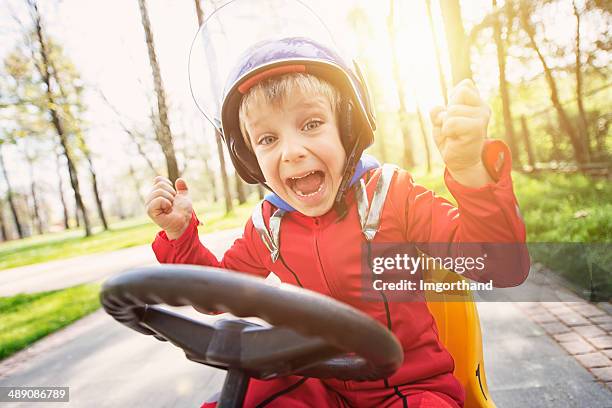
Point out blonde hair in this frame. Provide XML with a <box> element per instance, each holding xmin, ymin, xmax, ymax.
<box><xmin>238</xmin><ymin>73</ymin><xmax>341</xmax><ymax>150</ymax></box>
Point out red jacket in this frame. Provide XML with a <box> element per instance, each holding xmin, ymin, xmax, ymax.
<box><xmin>152</xmin><ymin>140</ymin><xmax>529</xmax><ymax>407</ymax></box>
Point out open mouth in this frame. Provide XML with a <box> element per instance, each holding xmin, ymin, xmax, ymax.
<box><xmin>286</xmin><ymin>170</ymin><xmax>325</xmax><ymax>197</ymax></box>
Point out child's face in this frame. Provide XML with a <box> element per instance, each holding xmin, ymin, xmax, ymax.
<box><xmin>243</xmin><ymin>89</ymin><xmax>346</xmax><ymax>216</ymax></box>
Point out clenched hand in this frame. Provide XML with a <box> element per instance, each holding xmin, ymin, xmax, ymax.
<box><xmin>146</xmin><ymin>176</ymin><xmax>193</xmax><ymax>240</ymax></box>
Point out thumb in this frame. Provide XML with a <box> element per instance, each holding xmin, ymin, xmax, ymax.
<box><xmin>429</xmin><ymin>106</ymin><xmax>445</xmax><ymax>128</ymax></box>
<box><xmin>175</xmin><ymin>178</ymin><xmax>189</xmax><ymax>194</ymax></box>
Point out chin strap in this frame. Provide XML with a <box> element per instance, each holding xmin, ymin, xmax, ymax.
<box><xmin>333</xmin><ymin>98</ymin><xmax>360</xmax><ymax>218</ymax></box>
<box><xmin>333</xmin><ymin>141</ymin><xmax>360</xmax><ymax>218</ymax></box>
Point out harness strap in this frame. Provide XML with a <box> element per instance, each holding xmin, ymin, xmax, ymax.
<box><xmin>356</xmin><ymin>163</ymin><xmax>397</xmax><ymax>241</ymax></box>
<box><xmin>252</xmin><ymin>164</ymin><xmax>397</xmax><ymax>257</ymax></box>
<box><xmin>252</xmin><ymin>201</ymin><xmax>285</xmax><ymax>262</ymax></box>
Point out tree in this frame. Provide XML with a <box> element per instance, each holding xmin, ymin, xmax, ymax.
<box><xmin>54</xmin><ymin>148</ymin><xmax>70</xmax><ymax>229</ymax></box>
<box><xmin>194</xmin><ymin>0</ymin><xmax>233</xmax><ymax>213</ymax></box>
<box><xmin>518</xmin><ymin>1</ymin><xmax>587</xmax><ymax>164</ymax></box>
<box><xmin>347</xmin><ymin>6</ymin><xmax>389</xmax><ymax>162</ymax></box>
<box><xmin>439</xmin><ymin>0</ymin><xmax>473</xmax><ymax>84</ymax></box>
<box><xmin>99</xmin><ymin>90</ymin><xmax>160</xmax><ymax>175</ymax></box>
<box><xmin>138</xmin><ymin>0</ymin><xmax>180</xmax><ymax>183</ymax></box>
<box><xmin>0</xmin><ymin>142</ymin><xmax>24</xmax><ymax>238</ymax></box>
<box><xmin>27</xmin><ymin>0</ymin><xmax>92</xmax><ymax>236</ymax></box>
<box><xmin>0</xmin><ymin>199</ymin><xmax>7</xmax><ymax>241</ymax></box>
<box><xmin>425</xmin><ymin>0</ymin><xmax>449</xmax><ymax>104</ymax></box>
<box><xmin>492</xmin><ymin>0</ymin><xmax>520</xmax><ymax>167</ymax></box>
<box><xmin>22</xmin><ymin>141</ymin><xmax>44</xmax><ymax>234</ymax></box>
<box><xmin>235</xmin><ymin>172</ymin><xmax>246</xmax><ymax>205</ymax></box>
<box><xmin>50</xmin><ymin>54</ymin><xmax>109</xmax><ymax>231</ymax></box>
<box><xmin>572</xmin><ymin>0</ymin><xmax>591</xmax><ymax>160</ymax></box>
<box><xmin>387</xmin><ymin>0</ymin><xmax>415</xmax><ymax>169</ymax></box>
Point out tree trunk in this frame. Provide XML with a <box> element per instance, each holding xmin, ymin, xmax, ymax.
<box><xmin>425</xmin><ymin>0</ymin><xmax>449</xmax><ymax>104</ymax></box>
<box><xmin>74</xmin><ymin>132</ymin><xmax>108</xmax><ymax>230</ymax></box>
<box><xmin>51</xmin><ymin>58</ymin><xmax>109</xmax><ymax>232</ymax></box>
<box><xmin>30</xmin><ymin>1</ymin><xmax>91</xmax><ymax>236</ymax></box>
<box><xmin>572</xmin><ymin>0</ymin><xmax>591</xmax><ymax>162</ymax></box>
<box><xmin>492</xmin><ymin>0</ymin><xmax>520</xmax><ymax>168</ymax></box>
<box><xmin>520</xmin><ymin>115</ymin><xmax>536</xmax><ymax>169</ymax></box>
<box><xmin>138</xmin><ymin>0</ymin><xmax>180</xmax><ymax>183</ymax></box>
<box><xmin>519</xmin><ymin>5</ymin><xmax>587</xmax><ymax>165</ymax></box>
<box><xmin>0</xmin><ymin>201</ymin><xmax>7</xmax><ymax>241</ymax></box>
<box><xmin>257</xmin><ymin>184</ymin><xmax>265</xmax><ymax>200</ymax></box>
<box><xmin>217</xmin><ymin>131</ymin><xmax>234</xmax><ymax>212</ymax></box>
<box><xmin>86</xmin><ymin>154</ymin><xmax>109</xmax><ymax>230</ymax></box>
<box><xmin>75</xmin><ymin>200</ymin><xmax>81</xmax><ymax>228</ymax></box>
<box><xmin>235</xmin><ymin>172</ymin><xmax>246</xmax><ymax>205</ymax></box>
<box><xmin>543</xmin><ymin>112</ymin><xmax>563</xmax><ymax>162</ymax></box>
<box><xmin>55</xmin><ymin>150</ymin><xmax>70</xmax><ymax>229</ymax></box>
<box><xmin>194</xmin><ymin>0</ymin><xmax>234</xmax><ymax>213</ymax></box>
<box><xmin>0</xmin><ymin>146</ymin><xmax>24</xmax><ymax>238</ymax></box>
<box><xmin>439</xmin><ymin>0</ymin><xmax>473</xmax><ymax>85</ymax></box>
<box><xmin>25</xmin><ymin>154</ymin><xmax>43</xmax><ymax>235</ymax></box>
<box><xmin>416</xmin><ymin>105</ymin><xmax>432</xmax><ymax>173</ymax></box>
<box><xmin>387</xmin><ymin>0</ymin><xmax>415</xmax><ymax>169</ymax></box>
<box><xmin>202</xmin><ymin>154</ymin><xmax>218</xmax><ymax>203</ymax></box>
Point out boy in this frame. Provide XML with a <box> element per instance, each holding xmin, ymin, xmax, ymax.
<box><xmin>146</xmin><ymin>37</ymin><xmax>528</xmax><ymax>407</ymax></box>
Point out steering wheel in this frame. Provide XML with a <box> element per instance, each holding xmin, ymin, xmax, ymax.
<box><xmin>101</xmin><ymin>265</ymin><xmax>403</xmax><ymax>407</ymax></box>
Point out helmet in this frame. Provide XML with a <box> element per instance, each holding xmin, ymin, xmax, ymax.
<box><xmin>189</xmin><ymin>0</ymin><xmax>376</xmax><ymax>204</ymax></box>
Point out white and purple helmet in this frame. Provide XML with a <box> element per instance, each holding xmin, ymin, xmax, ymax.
<box><xmin>189</xmin><ymin>0</ymin><xmax>375</xmax><ymax>188</ymax></box>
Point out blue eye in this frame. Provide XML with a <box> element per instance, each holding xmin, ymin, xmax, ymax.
<box><xmin>258</xmin><ymin>135</ymin><xmax>276</xmax><ymax>146</ymax></box>
<box><xmin>303</xmin><ymin>120</ymin><xmax>322</xmax><ymax>131</ymax></box>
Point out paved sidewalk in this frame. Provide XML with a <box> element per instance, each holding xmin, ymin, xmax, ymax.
<box><xmin>0</xmin><ymin>228</ymin><xmax>242</xmax><ymax>296</ymax></box>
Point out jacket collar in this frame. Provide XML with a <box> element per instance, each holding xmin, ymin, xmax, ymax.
<box><xmin>264</xmin><ymin>154</ymin><xmax>381</xmax><ymax>212</ymax></box>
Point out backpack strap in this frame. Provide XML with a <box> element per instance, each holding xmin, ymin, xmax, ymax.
<box><xmin>251</xmin><ymin>201</ymin><xmax>285</xmax><ymax>262</ymax></box>
<box><xmin>356</xmin><ymin>163</ymin><xmax>397</xmax><ymax>241</ymax></box>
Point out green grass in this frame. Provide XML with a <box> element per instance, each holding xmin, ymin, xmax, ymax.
<box><xmin>513</xmin><ymin>172</ymin><xmax>611</xmax><ymax>242</ymax></box>
<box><xmin>0</xmin><ymin>196</ymin><xmax>259</xmax><ymax>271</ymax></box>
<box><xmin>414</xmin><ymin>170</ymin><xmax>611</xmax><ymax>243</ymax></box>
<box><xmin>0</xmin><ymin>283</ymin><xmax>101</xmax><ymax>360</ymax></box>
<box><xmin>415</xmin><ymin>169</ymin><xmax>612</xmax><ymax>300</ymax></box>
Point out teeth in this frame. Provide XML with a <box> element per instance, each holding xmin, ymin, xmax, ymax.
<box><xmin>290</xmin><ymin>171</ymin><xmax>316</xmax><ymax>181</ymax></box>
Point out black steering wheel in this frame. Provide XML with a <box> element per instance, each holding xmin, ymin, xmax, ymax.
<box><xmin>101</xmin><ymin>265</ymin><xmax>403</xmax><ymax>407</ymax></box>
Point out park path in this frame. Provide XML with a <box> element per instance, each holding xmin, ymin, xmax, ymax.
<box><xmin>0</xmin><ymin>230</ymin><xmax>611</xmax><ymax>406</ymax></box>
<box><xmin>0</xmin><ymin>228</ymin><xmax>243</xmax><ymax>297</ymax></box>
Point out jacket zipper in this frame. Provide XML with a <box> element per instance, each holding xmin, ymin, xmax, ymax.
<box><xmin>313</xmin><ymin>219</ymin><xmax>350</xmax><ymax>390</ymax></box>
<box><xmin>312</xmin><ymin>219</ymin><xmax>337</xmax><ymax>298</ymax></box>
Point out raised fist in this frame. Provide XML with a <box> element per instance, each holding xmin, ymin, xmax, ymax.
<box><xmin>145</xmin><ymin>176</ymin><xmax>193</xmax><ymax>240</ymax></box>
<box><xmin>430</xmin><ymin>79</ymin><xmax>491</xmax><ymax>174</ymax></box>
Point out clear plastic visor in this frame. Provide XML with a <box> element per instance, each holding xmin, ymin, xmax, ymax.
<box><xmin>188</xmin><ymin>0</ymin><xmax>345</xmax><ymax>131</ymax></box>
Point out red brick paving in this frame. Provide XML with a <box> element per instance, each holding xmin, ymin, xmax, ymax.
<box><xmin>591</xmin><ymin>367</ymin><xmax>612</xmax><ymax>382</ymax></box>
<box><xmin>554</xmin><ymin>332</ymin><xmax>583</xmax><ymax>343</ymax></box>
<box><xmin>573</xmin><ymin>325</ymin><xmax>606</xmax><ymax>338</ymax></box>
<box><xmin>559</xmin><ymin>339</ymin><xmax>596</xmax><ymax>355</ymax></box>
<box><xmin>522</xmin><ymin>298</ymin><xmax>612</xmax><ymax>390</ymax></box>
<box><xmin>588</xmin><ymin>335</ymin><xmax>612</xmax><ymax>350</ymax></box>
<box><xmin>540</xmin><ymin>321</ymin><xmax>571</xmax><ymax>335</ymax></box>
<box><xmin>556</xmin><ymin>312</ymin><xmax>591</xmax><ymax>327</ymax></box>
<box><xmin>575</xmin><ymin>352</ymin><xmax>611</xmax><ymax>369</ymax></box>
<box><xmin>599</xmin><ymin>322</ymin><xmax>612</xmax><ymax>332</ymax></box>
<box><xmin>591</xmin><ymin>315</ymin><xmax>612</xmax><ymax>325</ymax></box>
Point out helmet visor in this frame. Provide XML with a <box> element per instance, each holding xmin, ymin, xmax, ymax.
<box><xmin>188</xmin><ymin>0</ymin><xmax>344</xmax><ymax>131</ymax></box>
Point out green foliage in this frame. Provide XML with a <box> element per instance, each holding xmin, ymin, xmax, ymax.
<box><xmin>0</xmin><ymin>283</ymin><xmax>100</xmax><ymax>360</ymax></box>
<box><xmin>514</xmin><ymin>172</ymin><xmax>611</xmax><ymax>242</ymax></box>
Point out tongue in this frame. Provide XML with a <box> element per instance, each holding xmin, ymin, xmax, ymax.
<box><xmin>294</xmin><ymin>172</ymin><xmax>323</xmax><ymax>194</ymax></box>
